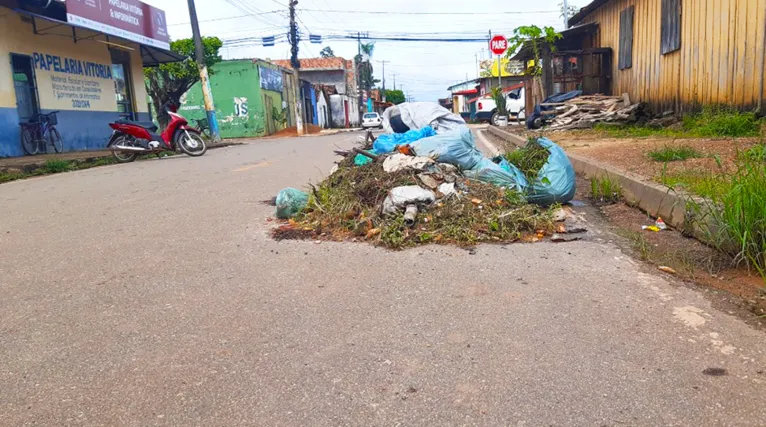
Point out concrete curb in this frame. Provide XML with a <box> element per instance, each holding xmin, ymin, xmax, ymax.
<box><xmin>485</xmin><ymin>125</ymin><xmax>694</xmax><ymax>230</ymax></box>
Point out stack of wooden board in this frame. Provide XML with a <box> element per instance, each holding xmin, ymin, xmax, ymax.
<box><xmin>540</xmin><ymin>94</ymin><xmax>646</xmax><ymax>130</ymax></box>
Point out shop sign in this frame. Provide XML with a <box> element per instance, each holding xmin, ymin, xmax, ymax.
<box><xmin>32</xmin><ymin>52</ymin><xmax>117</xmax><ymax>111</ymax></box>
<box><xmin>66</xmin><ymin>0</ymin><xmax>170</xmax><ymax>50</ymax></box>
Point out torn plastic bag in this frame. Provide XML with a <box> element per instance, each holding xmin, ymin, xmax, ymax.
<box><xmin>371</xmin><ymin>126</ymin><xmax>436</xmax><ymax>155</ymax></box>
<box><xmin>382</xmin><ymin>103</ymin><xmax>466</xmax><ymax>134</ymax></box>
<box><xmin>526</xmin><ymin>137</ymin><xmax>576</xmax><ymax>206</ymax></box>
<box><xmin>463</xmin><ymin>158</ymin><xmax>528</xmax><ymax>193</ymax></box>
<box><xmin>275</xmin><ymin>187</ymin><xmax>309</xmax><ymax>219</ymax></box>
<box><xmin>409</xmin><ymin>127</ymin><xmax>483</xmax><ymax>170</ymax></box>
<box><xmin>381</xmin><ymin>186</ymin><xmax>436</xmax><ymax>215</ymax></box>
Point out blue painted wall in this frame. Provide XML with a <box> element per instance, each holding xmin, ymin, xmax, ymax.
<box><xmin>0</xmin><ymin>107</ymin><xmax>151</xmax><ymax>157</ymax></box>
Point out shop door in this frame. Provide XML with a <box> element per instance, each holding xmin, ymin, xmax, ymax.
<box><xmin>11</xmin><ymin>54</ymin><xmax>40</xmax><ymax>121</ymax></box>
<box><xmin>110</xmin><ymin>50</ymin><xmax>135</xmax><ymax>119</ymax></box>
<box><xmin>264</xmin><ymin>96</ymin><xmax>275</xmax><ymax>135</ymax></box>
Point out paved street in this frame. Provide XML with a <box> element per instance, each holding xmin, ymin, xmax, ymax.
<box><xmin>1</xmin><ymin>132</ymin><xmax>765</xmax><ymax>426</ymax></box>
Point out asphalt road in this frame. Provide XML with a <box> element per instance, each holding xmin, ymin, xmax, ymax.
<box><xmin>1</xmin><ymin>132</ymin><xmax>765</xmax><ymax>426</ymax></box>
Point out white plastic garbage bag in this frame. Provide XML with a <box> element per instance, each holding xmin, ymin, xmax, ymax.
<box><xmin>382</xmin><ymin>102</ymin><xmax>466</xmax><ymax>134</ymax></box>
<box><xmin>382</xmin><ymin>153</ymin><xmax>435</xmax><ymax>173</ymax></box>
<box><xmin>381</xmin><ymin>186</ymin><xmax>436</xmax><ymax>214</ymax></box>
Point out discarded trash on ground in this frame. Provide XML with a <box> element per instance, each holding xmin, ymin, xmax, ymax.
<box><xmin>642</xmin><ymin>217</ymin><xmax>667</xmax><ymax>232</ymax></box>
<box><xmin>272</xmin><ymin>102</ymin><xmax>579</xmax><ymax>248</ymax></box>
<box><xmin>658</xmin><ymin>266</ymin><xmax>677</xmax><ymax>275</ymax></box>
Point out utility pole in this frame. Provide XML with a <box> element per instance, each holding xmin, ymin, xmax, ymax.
<box><xmin>357</xmin><ymin>32</ymin><xmax>364</xmax><ymax>118</ymax></box>
<box><xmin>289</xmin><ymin>0</ymin><xmax>304</xmax><ymax>135</ymax></box>
<box><xmin>392</xmin><ymin>72</ymin><xmax>397</xmax><ymax>91</ymax></box>
<box><xmin>187</xmin><ymin>0</ymin><xmax>220</xmax><ymax>142</ymax></box>
<box><xmin>377</xmin><ymin>60</ymin><xmax>389</xmax><ymax>103</ymax></box>
<box><xmin>563</xmin><ymin>0</ymin><xmax>569</xmax><ymax>28</ymax></box>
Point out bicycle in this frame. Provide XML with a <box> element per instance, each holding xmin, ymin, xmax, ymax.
<box><xmin>193</xmin><ymin>117</ymin><xmax>212</xmax><ymax>142</ymax></box>
<box><xmin>20</xmin><ymin>111</ymin><xmax>63</xmax><ymax>155</ymax></box>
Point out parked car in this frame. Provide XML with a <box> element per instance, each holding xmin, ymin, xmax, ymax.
<box><xmin>475</xmin><ymin>86</ymin><xmax>526</xmax><ymax>125</ymax></box>
<box><xmin>362</xmin><ymin>112</ymin><xmax>383</xmax><ymax>129</ymax></box>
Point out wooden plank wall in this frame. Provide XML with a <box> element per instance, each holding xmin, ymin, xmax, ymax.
<box><xmin>581</xmin><ymin>0</ymin><xmax>766</xmax><ymax>112</ymax></box>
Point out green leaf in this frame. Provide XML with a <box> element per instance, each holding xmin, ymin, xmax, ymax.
<box><xmin>541</xmin><ymin>176</ymin><xmax>552</xmax><ymax>186</ymax></box>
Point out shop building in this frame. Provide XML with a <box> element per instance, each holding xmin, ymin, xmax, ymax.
<box><xmin>1</xmin><ymin>0</ymin><xmax>183</xmax><ymax>157</ymax></box>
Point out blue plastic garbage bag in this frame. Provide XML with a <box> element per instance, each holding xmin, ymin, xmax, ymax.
<box><xmin>493</xmin><ymin>156</ymin><xmax>513</xmax><ymax>173</ymax></box>
<box><xmin>372</xmin><ymin>126</ymin><xmax>436</xmax><ymax>155</ymax></box>
<box><xmin>464</xmin><ymin>158</ymin><xmax>528</xmax><ymax>193</ymax></box>
<box><xmin>275</xmin><ymin>187</ymin><xmax>309</xmax><ymax>219</ymax></box>
<box><xmin>409</xmin><ymin>127</ymin><xmax>483</xmax><ymax>170</ymax></box>
<box><xmin>526</xmin><ymin>137</ymin><xmax>576</xmax><ymax>205</ymax></box>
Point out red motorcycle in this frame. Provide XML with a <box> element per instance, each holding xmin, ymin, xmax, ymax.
<box><xmin>107</xmin><ymin>103</ymin><xmax>207</xmax><ymax>163</ymax></box>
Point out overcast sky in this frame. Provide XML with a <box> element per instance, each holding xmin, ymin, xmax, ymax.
<box><xmin>148</xmin><ymin>0</ymin><xmax>573</xmax><ymax>102</ymax></box>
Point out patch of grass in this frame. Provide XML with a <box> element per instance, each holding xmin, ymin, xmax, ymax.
<box><xmin>741</xmin><ymin>144</ymin><xmax>766</xmax><ymax>162</ymax></box>
<box><xmin>687</xmin><ymin>156</ymin><xmax>766</xmax><ymax>285</ymax></box>
<box><xmin>40</xmin><ymin>159</ymin><xmax>72</xmax><ymax>173</ymax></box>
<box><xmin>590</xmin><ymin>175</ymin><xmax>623</xmax><ymax>204</ymax></box>
<box><xmin>279</xmin><ymin>161</ymin><xmax>557</xmax><ymax>249</ymax></box>
<box><xmin>504</xmin><ymin>138</ymin><xmax>550</xmax><ymax>181</ymax></box>
<box><xmin>594</xmin><ymin>106</ymin><xmax>764</xmax><ymax>139</ymax></box>
<box><xmin>683</xmin><ymin>106</ymin><xmax>762</xmax><ymax>138</ymax></box>
<box><xmin>658</xmin><ymin>170</ymin><xmax>731</xmax><ymax>199</ymax></box>
<box><xmin>647</xmin><ymin>145</ymin><xmax>704</xmax><ymax>162</ymax></box>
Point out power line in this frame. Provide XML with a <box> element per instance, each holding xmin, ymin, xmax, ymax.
<box><xmin>297</xmin><ymin>8</ymin><xmax>559</xmax><ymax>15</ymax></box>
<box><xmin>168</xmin><ymin>10</ymin><xmax>282</xmax><ymax>26</ymax></box>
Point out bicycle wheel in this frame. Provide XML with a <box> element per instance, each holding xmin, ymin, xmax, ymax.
<box><xmin>48</xmin><ymin>127</ymin><xmax>63</xmax><ymax>153</ymax></box>
<box><xmin>21</xmin><ymin>128</ymin><xmax>38</xmax><ymax>155</ymax></box>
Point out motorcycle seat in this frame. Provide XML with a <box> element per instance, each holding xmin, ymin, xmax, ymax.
<box><xmin>116</xmin><ymin>119</ymin><xmax>158</xmax><ymax>132</ymax></box>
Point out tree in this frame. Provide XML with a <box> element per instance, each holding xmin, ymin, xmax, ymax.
<box><xmin>506</xmin><ymin>25</ymin><xmax>561</xmax><ymax>76</ymax></box>
<box><xmin>144</xmin><ymin>36</ymin><xmax>223</xmax><ymax>127</ymax></box>
<box><xmin>355</xmin><ymin>42</ymin><xmax>378</xmax><ymax>93</ymax></box>
<box><xmin>506</xmin><ymin>25</ymin><xmax>561</xmax><ymax>102</ymax></box>
<box><xmin>384</xmin><ymin>89</ymin><xmax>405</xmax><ymax>104</ymax></box>
<box><xmin>319</xmin><ymin>46</ymin><xmax>335</xmax><ymax>58</ymax></box>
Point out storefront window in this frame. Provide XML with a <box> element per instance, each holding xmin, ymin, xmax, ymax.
<box><xmin>110</xmin><ymin>50</ymin><xmax>134</xmax><ymax>118</ymax></box>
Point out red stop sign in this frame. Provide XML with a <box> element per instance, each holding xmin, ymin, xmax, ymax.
<box><xmin>489</xmin><ymin>35</ymin><xmax>508</xmax><ymax>55</ymax></box>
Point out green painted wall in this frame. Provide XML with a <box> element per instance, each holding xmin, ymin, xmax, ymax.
<box><xmin>179</xmin><ymin>60</ymin><xmax>284</xmax><ymax>138</ymax></box>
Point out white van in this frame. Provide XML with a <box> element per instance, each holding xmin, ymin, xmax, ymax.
<box><xmin>475</xmin><ymin>86</ymin><xmax>525</xmax><ymax>125</ymax></box>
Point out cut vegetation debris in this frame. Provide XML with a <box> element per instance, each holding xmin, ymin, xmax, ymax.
<box><xmin>272</xmin><ymin>160</ymin><xmax>557</xmax><ymax>249</ymax></box>
<box><xmin>504</xmin><ymin>138</ymin><xmax>550</xmax><ymax>182</ymax></box>
<box><xmin>648</xmin><ymin>145</ymin><xmax>704</xmax><ymax>162</ymax></box>
<box><xmin>271</xmin><ymin>102</ymin><xmax>578</xmax><ymax>249</ymax></box>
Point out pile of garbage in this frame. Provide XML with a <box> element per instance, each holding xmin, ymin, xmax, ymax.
<box><xmin>273</xmin><ymin>102</ymin><xmax>577</xmax><ymax>249</ymax></box>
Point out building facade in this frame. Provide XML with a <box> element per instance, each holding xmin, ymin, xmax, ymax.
<box><xmin>273</xmin><ymin>57</ymin><xmax>360</xmax><ymax>128</ymax></box>
<box><xmin>570</xmin><ymin>0</ymin><xmax>766</xmax><ymax>112</ymax></box>
<box><xmin>1</xmin><ymin>0</ymin><xmax>180</xmax><ymax>157</ymax></box>
<box><xmin>180</xmin><ymin>59</ymin><xmax>299</xmax><ymax>138</ymax></box>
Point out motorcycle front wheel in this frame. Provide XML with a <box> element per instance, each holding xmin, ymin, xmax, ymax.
<box><xmin>176</xmin><ymin>130</ymin><xmax>207</xmax><ymax>157</ymax></box>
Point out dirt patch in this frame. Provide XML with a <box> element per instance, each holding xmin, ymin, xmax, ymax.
<box><xmin>541</xmin><ymin>131</ymin><xmax>759</xmax><ymax>179</ymax></box>
<box><xmin>270</xmin><ymin>124</ymin><xmax>322</xmax><ymax>138</ymax></box>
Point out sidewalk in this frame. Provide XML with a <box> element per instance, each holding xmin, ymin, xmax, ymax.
<box><xmin>0</xmin><ymin>141</ymin><xmax>243</xmax><ymax>171</ymax></box>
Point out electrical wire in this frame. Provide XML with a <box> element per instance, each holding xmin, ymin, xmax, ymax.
<box><xmin>297</xmin><ymin>8</ymin><xmax>560</xmax><ymax>15</ymax></box>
